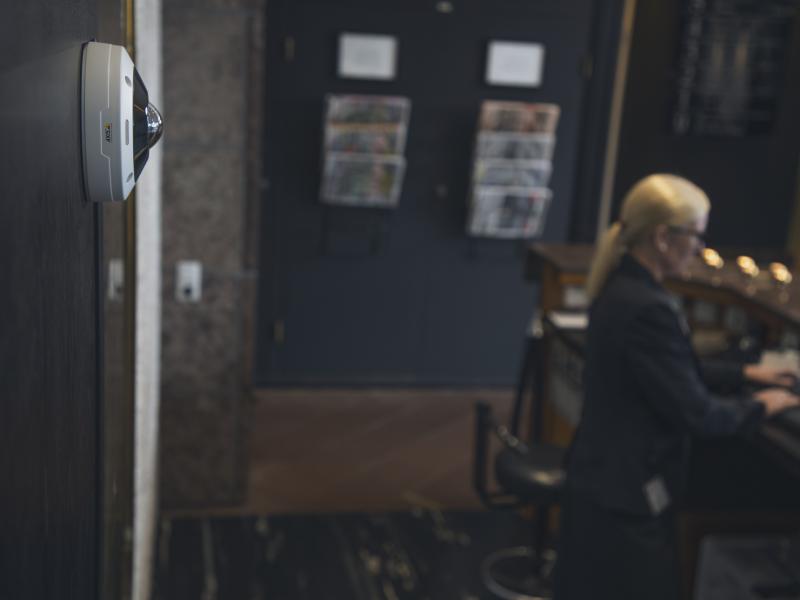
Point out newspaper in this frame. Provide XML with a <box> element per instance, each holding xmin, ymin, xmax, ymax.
<box><xmin>325</xmin><ymin>94</ymin><xmax>411</xmax><ymax>125</ymax></box>
<box><xmin>467</xmin><ymin>186</ymin><xmax>552</xmax><ymax>238</ymax></box>
<box><xmin>320</xmin><ymin>95</ymin><xmax>411</xmax><ymax>208</ymax></box>
<box><xmin>324</xmin><ymin>123</ymin><xmax>407</xmax><ymax>155</ymax></box>
<box><xmin>321</xmin><ymin>153</ymin><xmax>406</xmax><ymax>208</ymax></box>
<box><xmin>479</xmin><ymin>101</ymin><xmax>560</xmax><ymax>134</ymax></box>
<box><xmin>473</xmin><ymin>159</ymin><xmax>553</xmax><ymax>189</ymax></box>
<box><xmin>475</xmin><ymin>132</ymin><xmax>555</xmax><ymax>161</ymax></box>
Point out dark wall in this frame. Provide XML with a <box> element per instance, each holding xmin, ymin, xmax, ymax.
<box><xmin>613</xmin><ymin>1</ymin><xmax>800</xmax><ymax>249</ymax></box>
<box><xmin>568</xmin><ymin>0</ymin><xmax>626</xmax><ymax>242</ymax></box>
<box><xmin>95</xmin><ymin>5</ymin><xmax>134</xmax><ymax>598</ymax></box>
<box><xmin>0</xmin><ymin>3</ymin><xmax>102</xmax><ymax>599</ymax></box>
<box><xmin>256</xmin><ymin>0</ymin><xmax>606</xmax><ymax>385</ymax></box>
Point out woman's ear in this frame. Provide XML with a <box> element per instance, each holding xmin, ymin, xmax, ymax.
<box><xmin>653</xmin><ymin>224</ymin><xmax>669</xmax><ymax>253</ymax></box>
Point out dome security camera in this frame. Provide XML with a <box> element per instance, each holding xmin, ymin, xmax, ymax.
<box><xmin>81</xmin><ymin>41</ymin><xmax>164</xmax><ymax>203</ymax></box>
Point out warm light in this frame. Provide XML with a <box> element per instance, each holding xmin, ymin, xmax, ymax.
<box><xmin>702</xmin><ymin>248</ymin><xmax>724</xmax><ymax>269</ymax></box>
<box><xmin>736</xmin><ymin>256</ymin><xmax>760</xmax><ymax>278</ymax></box>
<box><xmin>769</xmin><ymin>262</ymin><xmax>792</xmax><ymax>285</ymax></box>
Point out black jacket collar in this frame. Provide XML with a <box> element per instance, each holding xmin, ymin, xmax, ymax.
<box><xmin>616</xmin><ymin>253</ymin><xmax>662</xmax><ymax>292</ymax></box>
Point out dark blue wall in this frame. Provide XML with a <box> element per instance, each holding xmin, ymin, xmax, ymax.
<box><xmin>255</xmin><ymin>0</ymin><xmax>606</xmax><ymax>385</ymax></box>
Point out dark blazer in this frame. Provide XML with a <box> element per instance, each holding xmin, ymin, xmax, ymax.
<box><xmin>566</xmin><ymin>254</ymin><xmax>764</xmax><ymax>516</ymax></box>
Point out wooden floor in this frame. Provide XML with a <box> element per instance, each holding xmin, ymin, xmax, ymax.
<box><xmin>231</xmin><ymin>388</ymin><xmax>515</xmax><ymax>515</ymax></box>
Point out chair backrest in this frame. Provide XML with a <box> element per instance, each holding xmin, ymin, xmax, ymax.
<box><xmin>473</xmin><ymin>401</ymin><xmax>522</xmax><ymax>509</ymax></box>
<box><xmin>509</xmin><ymin>330</ymin><xmax>545</xmax><ymax>443</ymax></box>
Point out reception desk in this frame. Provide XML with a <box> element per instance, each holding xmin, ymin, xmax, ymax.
<box><xmin>526</xmin><ymin>243</ymin><xmax>800</xmax><ymax>334</ymax></box>
<box><xmin>526</xmin><ymin>243</ymin><xmax>800</xmax><ymax>470</ymax></box>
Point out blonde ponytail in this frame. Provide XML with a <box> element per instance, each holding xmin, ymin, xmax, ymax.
<box><xmin>585</xmin><ymin>174</ymin><xmax>710</xmax><ymax>301</ymax></box>
<box><xmin>585</xmin><ymin>221</ymin><xmax>625</xmax><ymax>301</ymax></box>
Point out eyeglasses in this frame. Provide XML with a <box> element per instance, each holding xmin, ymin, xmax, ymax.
<box><xmin>668</xmin><ymin>225</ymin><xmax>706</xmax><ymax>245</ymax></box>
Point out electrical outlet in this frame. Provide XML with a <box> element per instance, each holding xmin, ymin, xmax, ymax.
<box><xmin>175</xmin><ymin>261</ymin><xmax>202</xmax><ymax>303</ymax></box>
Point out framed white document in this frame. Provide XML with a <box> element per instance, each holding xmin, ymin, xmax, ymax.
<box><xmin>338</xmin><ymin>33</ymin><xmax>398</xmax><ymax>81</ymax></box>
<box><xmin>485</xmin><ymin>41</ymin><xmax>545</xmax><ymax>88</ymax></box>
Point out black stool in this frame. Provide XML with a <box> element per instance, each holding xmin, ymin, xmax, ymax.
<box><xmin>473</xmin><ymin>319</ymin><xmax>567</xmax><ymax>600</ymax></box>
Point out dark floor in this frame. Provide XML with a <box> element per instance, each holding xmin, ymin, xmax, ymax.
<box><xmin>153</xmin><ymin>509</ymin><xmax>532</xmax><ymax>600</ymax></box>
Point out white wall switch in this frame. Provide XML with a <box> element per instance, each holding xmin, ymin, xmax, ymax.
<box><xmin>108</xmin><ymin>258</ymin><xmax>124</xmax><ymax>301</ymax></box>
<box><xmin>175</xmin><ymin>260</ymin><xmax>202</xmax><ymax>303</ymax></box>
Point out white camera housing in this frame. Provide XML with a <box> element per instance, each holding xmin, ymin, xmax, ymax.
<box><xmin>81</xmin><ymin>42</ymin><xmax>163</xmax><ymax>203</ymax></box>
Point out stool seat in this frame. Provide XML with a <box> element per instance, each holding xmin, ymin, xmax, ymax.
<box><xmin>494</xmin><ymin>443</ymin><xmax>566</xmax><ymax>506</ymax></box>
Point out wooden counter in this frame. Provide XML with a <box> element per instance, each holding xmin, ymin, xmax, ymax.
<box><xmin>526</xmin><ymin>243</ymin><xmax>800</xmax><ymax>335</ymax></box>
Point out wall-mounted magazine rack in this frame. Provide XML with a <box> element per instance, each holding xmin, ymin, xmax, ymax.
<box><xmin>467</xmin><ymin>101</ymin><xmax>560</xmax><ymax>238</ymax></box>
<box><xmin>320</xmin><ymin>94</ymin><xmax>411</xmax><ymax>208</ymax></box>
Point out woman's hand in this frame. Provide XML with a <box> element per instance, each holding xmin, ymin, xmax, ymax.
<box><xmin>743</xmin><ymin>364</ymin><xmax>798</xmax><ymax>388</ymax></box>
<box><xmin>753</xmin><ymin>388</ymin><xmax>800</xmax><ymax>417</ymax></box>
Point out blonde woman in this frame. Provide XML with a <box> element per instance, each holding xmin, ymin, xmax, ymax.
<box><xmin>553</xmin><ymin>174</ymin><xmax>799</xmax><ymax>600</ymax></box>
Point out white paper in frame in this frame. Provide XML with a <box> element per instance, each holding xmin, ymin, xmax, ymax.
<box><xmin>485</xmin><ymin>41</ymin><xmax>545</xmax><ymax>88</ymax></box>
<box><xmin>338</xmin><ymin>33</ymin><xmax>398</xmax><ymax>81</ymax></box>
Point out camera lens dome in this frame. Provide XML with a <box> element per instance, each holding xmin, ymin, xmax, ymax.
<box><xmin>132</xmin><ymin>67</ymin><xmax>163</xmax><ymax>180</ymax></box>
